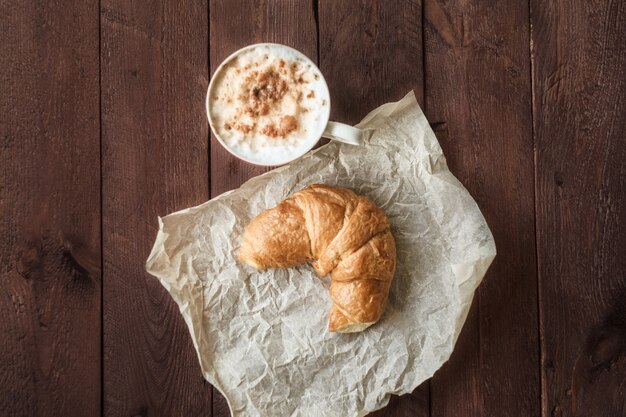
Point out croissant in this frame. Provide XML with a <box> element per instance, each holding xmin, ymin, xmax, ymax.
<box><xmin>238</xmin><ymin>184</ymin><xmax>396</xmax><ymax>333</ymax></box>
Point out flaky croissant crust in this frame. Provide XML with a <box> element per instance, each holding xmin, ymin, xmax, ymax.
<box><xmin>238</xmin><ymin>184</ymin><xmax>396</xmax><ymax>333</ymax></box>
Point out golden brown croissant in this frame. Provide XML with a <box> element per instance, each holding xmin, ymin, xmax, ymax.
<box><xmin>238</xmin><ymin>184</ymin><xmax>396</xmax><ymax>333</ymax></box>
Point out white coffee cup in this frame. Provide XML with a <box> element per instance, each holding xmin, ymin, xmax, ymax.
<box><xmin>206</xmin><ymin>43</ymin><xmax>363</xmax><ymax>166</ymax></box>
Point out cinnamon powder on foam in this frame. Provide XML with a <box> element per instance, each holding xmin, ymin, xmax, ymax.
<box><xmin>214</xmin><ymin>57</ymin><xmax>317</xmax><ymax>140</ymax></box>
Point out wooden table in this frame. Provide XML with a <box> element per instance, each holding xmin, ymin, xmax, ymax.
<box><xmin>1</xmin><ymin>1</ymin><xmax>624</xmax><ymax>416</ymax></box>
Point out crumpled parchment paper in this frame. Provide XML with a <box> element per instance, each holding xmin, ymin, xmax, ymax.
<box><xmin>146</xmin><ymin>91</ymin><xmax>496</xmax><ymax>417</ymax></box>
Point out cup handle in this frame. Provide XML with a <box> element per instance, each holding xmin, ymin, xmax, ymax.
<box><xmin>322</xmin><ymin>121</ymin><xmax>363</xmax><ymax>146</ymax></box>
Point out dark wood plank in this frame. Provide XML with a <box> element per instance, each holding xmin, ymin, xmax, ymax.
<box><xmin>0</xmin><ymin>1</ymin><xmax>101</xmax><ymax>416</ymax></box>
<box><xmin>319</xmin><ymin>0</ymin><xmax>424</xmax><ymax>120</ymax></box>
<box><xmin>318</xmin><ymin>1</ymin><xmax>427</xmax><ymax>416</ymax></box>
<box><xmin>101</xmin><ymin>1</ymin><xmax>212</xmax><ymax>415</ymax></box>
<box><xmin>208</xmin><ymin>1</ymin><xmax>317</xmax><ymax>414</ymax></box>
<box><xmin>423</xmin><ymin>0</ymin><xmax>540</xmax><ymax>416</ymax></box>
<box><xmin>209</xmin><ymin>0</ymin><xmax>318</xmax><ymax>197</ymax></box>
<box><xmin>531</xmin><ymin>0</ymin><xmax>626</xmax><ymax>415</ymax></box>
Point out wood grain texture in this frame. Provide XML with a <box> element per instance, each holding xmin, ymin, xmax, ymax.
<box><xmin>531</xmin><ymin>0</ymin><xmax>626</xmax><ymax>415</ymax></box>
<box><xmin>0</xmin><ymin>1</ymin><xmax>101</xmax><ymax>416</ymax></box>
<box><xmin>319</xmin><ymin>1</ymin><xmax>428</xmax><ymax>416</ymax></box>
<box><xmin>101</xmin><ymin>0</ymin><xmax>212</xmax><ymax>415</ymax></box>
<box><xmin>319</xmin><ymin>0</ymin><xmax>423</xmax><ymax>121</ymax></box>
<box><xmin>209</xmin><ymin>0</ymin><xmax>318</xmax><ymax>197</ymax></box>
<box><xmin>423</xmin><ymin>0</ymin><xmax>540</xmax><ymax>416</ymax></box>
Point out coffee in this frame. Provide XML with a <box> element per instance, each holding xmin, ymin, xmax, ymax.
<box><xmin>208</xmin><ymin>44</ymin><xmax>330</xmax><ymax>165</ymax></box>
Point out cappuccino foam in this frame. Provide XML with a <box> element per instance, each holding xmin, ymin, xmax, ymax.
<box><xmin>209</xmin><ymin>45</ymin><xmax>329</xmax><ymax>164</ymax></box>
